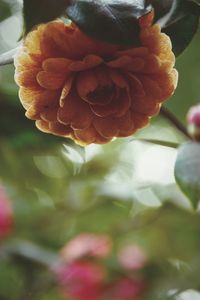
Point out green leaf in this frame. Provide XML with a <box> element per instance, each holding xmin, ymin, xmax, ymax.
<box><xmin>66</xmin><ymin>0</ymin><xmax>152</xmax><ymax>46</ymax></box>
<box><xmin>0</xmin><ymin>0</ymin><xmax>11</xmax><ymax>22</ymax></box>
<box><xmin>147</xmin><ymin>0</ymin><xmax>173</xmax><ymax>21</ymax></box>
<box><xmin>175</xmin><ymin>142</ymin><xmax>200</xmax><ymax>209</ymax></box>
<box><xmin>23</xmin><ymin>0</ymin><xmax>71</xmax><ymax>34</ymax></box>
<box><xmin>158</xmin><ymin>0</ymin><xmax>200</xmax><ymax>56</ymax></box>
<box><xmin>0</xmin><ymin>96</ymin><xmax>65</xmax><ymax>148</ymax></box>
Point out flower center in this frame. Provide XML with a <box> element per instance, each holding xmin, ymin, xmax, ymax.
<box><xmin>86</xmin><ymin>85</ymin><xmax>115</xmax><ymax>106</ymax></box>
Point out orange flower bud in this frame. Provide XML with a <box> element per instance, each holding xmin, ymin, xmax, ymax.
<box><xmin>14</xmin><ymin>12</ymin><xmax>178</xmax><ymax>145</ymax></box>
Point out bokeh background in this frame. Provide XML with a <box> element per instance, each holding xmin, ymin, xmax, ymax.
<box><xmin>1</xmin><ymin>1</ymin><xmax>200</xmax><ymax>299</ymax></box>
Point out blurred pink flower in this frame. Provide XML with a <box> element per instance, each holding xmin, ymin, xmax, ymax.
<box><xmin>61</xmin><ymin>233</ymin><xmax>112</xmax><ymax>262</ymax></box>
<box><xmin>55</xmin><ymin>261</ymin><xmax>105</xmax><ymax>300</ymax></box>
<box><xmin>0</xmin><ymin>185</ymin><xmax>13</xmax><ymax>240</ymax></box>
<box><xmin>187</xmin><ymin>104</ymin><xmax>200</xmax><ymax>126</ymax></box>
<box><xmin>187</xmin><ymin>104</ymin><xmax>200</xmax><ymax>140</ymax></box>
<box><xmin>118</xmin><ymin>245</ymin><xmax>147</xmax><ymax>271</ymax></box>
<box><xmin>108</xmin><ymin>278</ymin><xmax>146</xmax><ymax>300</ymax></box>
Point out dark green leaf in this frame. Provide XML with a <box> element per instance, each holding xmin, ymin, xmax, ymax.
<box><xmin>66</xmin><ymin>0</ymin><xmax>152</xmax><ymax>46</ymax></box>
<box><xmin>23</xmin><ymin>0</ymin><xmax>71</xmax><ymax>34</ymax></box>
<box><xmin>0</xmin><ymin>0</ymin><xmax>11</xmax><ymax>22</ymax></box>
<box><xmin>158</xmin><ymin>0</ymin><xmax>200</xmax><ymax>56</ymax></box>
<box><xmin>147</xmin><ymin>0</ymin><xmax>173</xmax><ymax>21</ymax></box>
<box><xmin>175</xmin><ymin>142</ymin><xmax>200</xmax><ymax>209</ymax></box>
<box><xmin>0</xmin><ymin>96</ymin><xmax>65</xmax><ymax>148</ymax></box>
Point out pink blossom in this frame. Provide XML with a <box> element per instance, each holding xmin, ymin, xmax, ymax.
<box><xmin>61</xmin><ymin>233</ymin><xmax>112</xmax><ymax>262</ymax></box>
<box><xmin>118</xmin><ymin>245</ymin><xmax>147</xmax><ymax>271</ymax></box>
<box><xmin>187</xmin><ymin>104</ymin><xmax>200</xmax><ymax>126</ymax></box>
<box><xmin>55</xmin><ymin>261</ymin><xmax>105</xmax><ymax>300</ymax></box>
<box><xmin>0</xmin><ymin>186</ymin><xmax>13</xmax><ymax>240</ymax></box>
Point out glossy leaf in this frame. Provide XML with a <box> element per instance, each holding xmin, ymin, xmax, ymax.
<box><xmin>66</xmin><ymin>0</ymin><xmax>152</xmax><ymax>46</ymax></box>
<box><xmin>23</xmin><ymin>0</ymin><xmax>71</xmax><ymax>34</ymax></box>
<box><xmin>158</xmin><ymin>0</ymin><xmax>200</xmax><ymax>56</ymax></box>
<box><xmin>175</xmin><ymin>142</ymin><xmax>200</xmax><ymax>209</ymax></box>
<box><xmin>147</xmin><ymin>0</ymin><xmax>172</xmax><ymax>21</ymax></box>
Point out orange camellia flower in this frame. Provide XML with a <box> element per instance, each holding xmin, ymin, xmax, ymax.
<box><xmin>14</xmin><ymin>11</ymin><xmax>178</xmax><ymax>145</ymax></box>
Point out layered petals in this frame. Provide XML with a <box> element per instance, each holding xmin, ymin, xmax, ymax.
<box><xmin>14</xmin><ymin>11</ymin><xmax>178</xmax><ymax>145</ymax></box>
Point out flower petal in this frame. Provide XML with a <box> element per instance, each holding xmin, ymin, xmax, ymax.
<box><xmin>142</xmin><ymin>54</ymin><xmax>161</xmax><ymax>74</ymax></box>
<box><xmin>15</xmin><ymin>68</ymin><xmax>41</xmax><ymax>88</ymax></box>
<box><xmin>69</xmin><ymin>54</ymin><xmax>103</xmax><ymax>71</ymax></box>
<box><xmin>127</xmin><ymin>74</ymin><xmax>145</xmax><ymax>97</ymax></box>
<box><xmin>40</xmin><ymin>105</ymin><xmax>59</xmax><ymax>122</ymax></box>
<box><xmin>36</xmin><ymin>119</ymin><xmax>72</xmax><ymax>136</ymax></box>
<box><xmin>131</xmin><ymin>111</ymin><xmax>149</xmax><ymax>129</ymax></box>
<box><xmin>107</xmin><ymin>56</ymin><xmax>133</xmax><ymax>68</ymax></box>
<box><xmin>76</xmin><ymin>70</ymin><xmax>98</xmax><ymax>99</ymax></box>
<box><xmin>152</xmin><ymin>69</ymin><xmax>178</xmax><ymax>99</ymax></box>
<box><xmin>117</xmin><ymin>111</ymin><xmax>135</xmax><ymax>137</ymax></box>
<box><xmin>60</xmin><ymin>75</ymin><xmax>74</xmax><ymax>107</ymax></box>
<box><xmin>58</xmin><ymin>92</ymin><xmax>92</xmax><ymax>130</ymax></box>
<box><xmin>115</xmin><ymin>47</ymin><xmax>148</xmax><ymax>58</ymax></box>
<box><xmin>109</xmin><ymin>70</ymin><xmax>128</xmax><ymax>89</ymax></box>
<box><xmin>138</xmin><ymin>75</ymin><xmax>163</xmax><ymax>100</ymax></box>
<box><xmin>14</xmin><ymin>48</ymin><xmax>41</xmax><ymax>71</ymax></box>
<box><xmin>49</xmin><ymin>122</ymin><xmax>72</xmax><ymax>136</ymax></box>
<box><xmin>94</xmin><ymin>116</ymin><xmax>119</xmax><ymax>138</ymax></box>
<box><xmin>74</xmin><ymin>126</ymin><xmax>97</xmax><ymax>144</ymax></box>
<box><xmin>37</xmin><ymin>71</ymin><xmax>65</xmax><ymax>90</ymax></box>
<box><xmin>74</xmin><ymin>126</ymin><xmax>111</xmax><ymax>145</ymax></box>
<box><xmin>42</xmin><ymin>58</ymin><xmax>72</xmax><ymax>73</ymax></box>
<box><xmin>24</xmin><ymin>29</ymin><xmax>43</xmax><ymax>55</ymax></box>
<box><xmin>91</xmin><ymin>89</ymin><xmax>130</xmax><ymax>117</ymax></box>
<box><xmin>132</xmin><ymin>96</ymin><xmax>160</xmax><ymax>115</ymax></box>
<box><xmin>36</xmin><ymin>120</ymin><xmax>50</xmax><ymax>133</ymax></box>
<box><xmin>19</xmin><ymin>88</ymin><xmax>59</xmax><ymax>110</ymax></box>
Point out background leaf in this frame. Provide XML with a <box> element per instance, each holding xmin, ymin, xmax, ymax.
<box><xmin>66</xmin><ymin>0</ymin><xmax>152</xmax><ymax>46</ymax></box>
<box><xmin>0</xmin><ymin>0</ymin><xmax>11</xmax><ymax>22</ymax></box>
<box><xmin>175</xmin><ymin>142</ymin><xmax>200</xmax><ymax>209</ymax></box>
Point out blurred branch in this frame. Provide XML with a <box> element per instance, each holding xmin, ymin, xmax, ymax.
<box><xmin>132</xmin><ymin>138</ymin><xmax>180</xmax><ymax>148</ymax></box>
<box><xmin>0</xmin><ymin>240</ymin><xmax>61</xmax><ymax>268</ymax></box>
<box><xmin>0</xmin><ymin>48</ymin><xmax>18</xmax><ymax>66</ymax></box>
<box><xmin>160</xmin><ymin>107</ymin><xmax>191</xmax><ymax>139</ymax></box>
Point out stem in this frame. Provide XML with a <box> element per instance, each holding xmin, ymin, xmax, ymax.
<box><xmin>0</xmin><ymin>240</ymin><xmax>61</xmax><ymax>268</ymax></box>
<box><xmin>0</xmin><ymin>48</ymin><xmax>19</xmax><ymax>66</ymax></box>
<box><xmin>160</xmin><ymin>107</ymin><xmax>191</xmax><ymax>139</ymax></box>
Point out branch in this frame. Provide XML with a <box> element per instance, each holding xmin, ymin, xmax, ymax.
<box><xmin>160</xmin><ymin>106</ymin><xmax>191</xmax><ymax>139</ymax></box>
<box><xmin>0</xmin><ymin>48</ymin><xmax>19</xmax><ymax>66</ymax></box>
<box><xmin>0</xmin><ymin>240</ymin><xmax>61</xmax><ymax>268</ymax></box>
